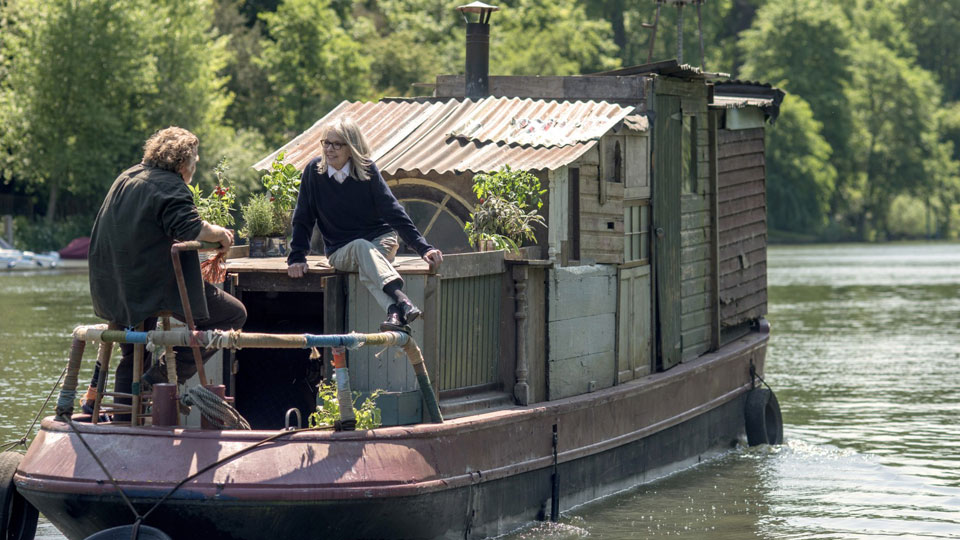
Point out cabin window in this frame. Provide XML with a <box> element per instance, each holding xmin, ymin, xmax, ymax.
<box><xmin>682</xmin><ymin>115</ymin><xmax>697</xmax><ymax>194</ymax></box>
<box><xmin>601</xmin><ymin>135</ymin><xmax>624</xmax><ymax>184</ymax></box>
<box><xmin>624</xmin><ymin>200</ymin><xmax>650</xmax><ymax>263</ymax></box>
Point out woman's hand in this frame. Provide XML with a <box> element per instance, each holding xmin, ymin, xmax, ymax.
<box><xmin>422</xmin><ymin>249</ymin><xmax>443</xmax><ymax>267</ymax></box>
<box><xmin>287</xmin><ymin>262</ymin><xmax>309</xmax><ymax>278</ymax></box>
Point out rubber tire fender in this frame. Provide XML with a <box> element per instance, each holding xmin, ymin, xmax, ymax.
<box><xmin>0</xmin><ymin>451</ymin><xmax>39</xmax><ymax>540</ymax></box>
<box><xmin>744</xmin><ymin>387</ymin><xmax>784</xmax><ymax>446</ymax></box>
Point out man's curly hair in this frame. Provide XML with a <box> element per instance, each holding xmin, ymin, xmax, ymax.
<box><xmin>141</xmin><ymin>127</ymin><xmax>199</xmax><ymax>173</ymax></box>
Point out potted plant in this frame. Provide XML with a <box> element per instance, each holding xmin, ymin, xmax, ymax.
<box><xmin>241</xmin><ymin>152</ymin><xmax>302</xmax><ymax>258</ymax></box>
<box><xmin>464</xmin><ymin>165</ymin><xmax>546</xmax><ymax>253</ymax></box>
<box><xmin>242</xmin><ymin>193</ymin><xmax>288</xmax><ymax>257</ymax></box>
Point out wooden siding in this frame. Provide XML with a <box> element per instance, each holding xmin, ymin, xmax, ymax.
<box><xmin>347</xmin><ymin>274</ymin><xmax>427</xmax><ymax>392</ymax></box>
<box><xmin>548</xmin><ymin>265</ymin><xmax>618</xmax><ymax>399</ymax></box>
<box><xmin>717</xmin><ymin>127</ymin><xmax>767</xmax><ymax>329</ymax></box>
<box><xmin>577</xmin><ymin>145</ymin><xmax>624</xmax><ymax>264</ymax></box>
<box><xmin>617</xmin><ymin>265</ymin><xmax>652</xmax><ymax>382</ymax></box>
<box><xmin>679</xmin><ymin>103</ymin><xmax>714</xmax><ymax>362</ymax></box>
<box><xmin>624</xmin><ymin>134</ymin><xmax>651</xmax><ymax>200</ymax></box>
<box><xmin>437</xmin><ymin>273</ymin><xmax>502</xmax><ymax>391</ymax></box>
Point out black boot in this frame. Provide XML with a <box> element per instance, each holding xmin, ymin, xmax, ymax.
<box><xmin>380</xmin><ymin>305</ymin><xmax>411</xmax><ymax>333</ymax></box>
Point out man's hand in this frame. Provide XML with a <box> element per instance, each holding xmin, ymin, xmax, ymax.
<box><xmin>288</xmin><ymin>262</ymin><xmax>309</xmax><ymax>278</ymax></box>
<box><xmin>422</xmin><ymin>249</ymin><xmax>443</xmax><ymax>267</ymax></box>
<box><xmin>197</xmin><ymin>222</ymin><xmax>234</xmax><ymax>255</ymax></box>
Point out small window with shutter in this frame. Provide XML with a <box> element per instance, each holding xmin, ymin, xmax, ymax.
<box><xmin>624</xmin><ymin>199</ymin><xmax>650</xmax><ymax>264</ymax></box>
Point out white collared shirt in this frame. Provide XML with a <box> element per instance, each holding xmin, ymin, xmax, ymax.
<box><xmin>327</xmin><ymin>162</ymin><xmax>351</xmax><ymax>183</ymax></box>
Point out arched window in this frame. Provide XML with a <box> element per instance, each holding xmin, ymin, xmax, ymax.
<box><xmin>387</xmin><ymin>178</ymin><xmax>474</xmax><ymax>254</ymax></box>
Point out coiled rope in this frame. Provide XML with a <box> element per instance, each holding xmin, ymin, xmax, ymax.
<box><xmin>180</xmin><ymin>385</ymin><xmax>251</xmax><ymax>430</ymax></box>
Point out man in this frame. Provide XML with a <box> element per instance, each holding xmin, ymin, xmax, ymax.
<box><xmin>286</xmin><ymin>117</ymin><xmax>442</xmax><ymax>332</ymax></box>
<box><xmin>86</xmin><ymin>127</ymin><xmax>246</xmax><ymax>415</ymax></box>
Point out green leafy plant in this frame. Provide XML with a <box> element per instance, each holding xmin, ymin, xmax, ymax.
<box><xmin>240</xmin><ymin>193</ymin><xmax>284</xmax><ymax>237</ymax></box>
<box><xmin>464</xmin><ymin>165</ymin><xmax>546</xmax><ymax>252</ymax></box>
<box><xmin>189</xmin><ymin>157</ymin><xmax>236</xmax><ymax>228</ymax></box>
<box><xmin>308</xmin><ymin>381</ymin><xmax>383</xmax><ymax>430</ymax></box>
<box><xmin>260</xmin><ymin>151</ymin><xmax>302</xmax><ymax>225</ymax></box>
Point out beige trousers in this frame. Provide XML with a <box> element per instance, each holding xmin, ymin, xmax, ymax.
<box><xmin>327</xmin><ymin>232</ymin><xmax>401</xmax><ymax>312</ymax></box>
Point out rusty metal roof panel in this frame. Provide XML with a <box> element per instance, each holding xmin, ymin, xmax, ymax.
<box><xmin>254</xmin><ymin>97</ymin><xmax>636</xmax><ymax>175</ymax></box>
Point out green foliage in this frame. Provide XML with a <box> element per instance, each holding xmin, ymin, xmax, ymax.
<box><xmin>12</xmin><ymin>215</ymin><xmax>92</xmax><ymax>252</ymax></box>
<box><xmin>765</xmin><ymin>94</ymin><xmax>836</xmax><ymax>235</ymax></box>
<box><xmin>189</xmin><ymin>158</ymin><xmax>237</xmax><ymax>228</ymax></box>
<box><xmin>240</xmin><ymin>193</ymin><xmax>283</xmax><ymax>237</ymax></box>
<box><xmin>492</xmin><ymin>0</ymin><xmax>621</xmax><ymax>76</ymax></box>
<box><xmin>260</xmin><ymin>151</ymin><xmax>301</xmax><ymax>219</ymax></box>
<box><xmin>464</xmin><ymin>166</ymin><xmax>546</xmax><ymax>252</ymax></box>
<box><xmin>308</xmin><ymin>381</ymin><xmax>383</xmax><ymax>430</ymax></box>
<box><xmin>258</xmin><ymin>0</ymin><xmax>372</xmax><ymax>139</ymax></box>
<box><xmin>0</xmin><ymin>0</ymin><xmax>233</xmax><ymax>221</ymax></box>
<box><xmin>886</xmin><ymin>194</ymin><xmax>929</xmax><ymax>239</ymax></box>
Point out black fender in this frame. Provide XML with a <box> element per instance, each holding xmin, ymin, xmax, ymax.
<box><xmin>85</xmin><ymin>524</ymin><xmax>173</xmax><ymax>540</ymax></box>
<box><xmin>0</xmin><ymin>451</ymin><xmax>38</xmax><ymax>540</ymax></box>
<box><xmin>744</xmin><ymin>387</ymin><xmax>784</xmax><ymax>446</ymax></box>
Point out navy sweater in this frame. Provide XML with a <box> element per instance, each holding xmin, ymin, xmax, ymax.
<box><xmin>287</xmin><ymin>159</ymin><xmax>433</xmax><ymax>264</ymax></box>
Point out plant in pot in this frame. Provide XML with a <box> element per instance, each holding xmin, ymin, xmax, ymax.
<box><xmin>464</xmin><ymin>165</ymin><xmax>546</xmax><ymax>253</ymax></box>
<box><xmin>241</xmin><ymin>193</ymin><xmax>288</xmax><ymax>258</ymax></box>
<box><xmin>242</xmin><ymin>152</ymin><xmax>302</xmax><ymax>258</ymax></box>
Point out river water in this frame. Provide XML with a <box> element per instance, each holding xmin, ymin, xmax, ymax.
<box><xmin>2</xmin><ymin>243</ymin><xmax>959</xmax><ymax>539</ymax></box>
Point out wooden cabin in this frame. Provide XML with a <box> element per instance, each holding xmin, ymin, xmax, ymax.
<box><xmin>232</xmin><ymin>62</ymin><xmax>783</xmax><ymax>429</ymax></box>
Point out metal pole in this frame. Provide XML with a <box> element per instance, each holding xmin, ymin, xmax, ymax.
<box><xmin>646</xmin><ymin>3</ymin><xmax>662</xmax><ymax>64</ymax></box>
<box><xmin>698</xmin><ymin>2</ymin><xmax>705</xmax><ymax>69</ymax></box>
<box><xmin>677</xmin><ymin>3</ymin><xmax>684</xmax><ymax>64</ymax></box>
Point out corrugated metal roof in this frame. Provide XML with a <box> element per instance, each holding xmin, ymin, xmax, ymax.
<box><xmin>253</xmin><ymin>97</ymin><xmax>640</xmax><ymax>176</ymax></box>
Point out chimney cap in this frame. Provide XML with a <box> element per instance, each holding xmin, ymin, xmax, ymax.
<box><xmin>456</xmin><ymin>1</ymin><xmax>499</xmax><ymax>15</ymax></box>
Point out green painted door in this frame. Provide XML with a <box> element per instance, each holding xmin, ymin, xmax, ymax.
<box><xmin>653</xmin><ymin>94</ymin><xmax>683</xmax><ymax>370</ymax></box>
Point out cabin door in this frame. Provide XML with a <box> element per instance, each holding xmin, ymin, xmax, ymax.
<box><xmin>653</xmin><ymin>94</ymin><xmax>683</xmax><ymax>370</ymax></box>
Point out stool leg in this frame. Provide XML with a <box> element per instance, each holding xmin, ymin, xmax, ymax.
<box><xmin>91</xmin><ymin>338</ymin><xmax>114</xmax><ymax>425</ymax></box>
<box><xmin>131</xmin><ymin>322</ymin><xmax>145</xmax><ymax>427</ymax></box>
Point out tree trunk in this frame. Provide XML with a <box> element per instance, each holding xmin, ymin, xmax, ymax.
<box><xmin>46</xmin><ymin>179</ymin><xmax>60</xmax><ymax>224</ymax></box>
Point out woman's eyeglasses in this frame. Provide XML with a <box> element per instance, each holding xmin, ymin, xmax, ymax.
<box><xmin>321</xmin><ymin>140</ymin><xmax>346</xmax><ymax>150</ymax></box>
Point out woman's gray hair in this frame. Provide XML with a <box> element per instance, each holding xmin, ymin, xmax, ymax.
<box><xmin>317</xmin><ymin>117</ymin><xmax>372</xmax><ymax>181</ymax></box>
<box><xmin>142</xmin><ymin>127</ymin><xmax>199</xmax><ymax>173</ymax></box>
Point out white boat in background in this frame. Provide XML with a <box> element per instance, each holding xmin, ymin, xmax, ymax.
<box><xmin>0</xmin><ymin>237</ymin><xmax>60</xmax><ymax>269</ymax></box>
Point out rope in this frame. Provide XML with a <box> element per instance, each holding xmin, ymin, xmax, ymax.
<box><xmin>205</xmin><ymin>329</ymin><xmax>242</xmax><ymax>352</ymax></box>
<box><xmin>180</xmin><ymin>386</ymin><xmax>251</xmax><ymax>430</ymax></box>
<box><xmin>0</xmin><ymin>366</ymin><xmax>68</xmax><ymax>452</ymax></box>
<box><xmin>749</xmin><ymin>362</ymin><xmax>773</xmax><ymax>392</ymax></box>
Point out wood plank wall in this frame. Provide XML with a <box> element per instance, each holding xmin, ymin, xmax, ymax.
<box><xmin>680</xmin><ymin>110</ymin><xmax>714</xmax><ymax>361</ymax></box>
<box><xmin>717</xmin><ymin>127</ymin><xmax>768</xmax><ymax>330</ymax></box>
<box><xmin>577</xmin><ymin>145</ymin><xmax>625</xmax><ymax>264</ymax></box>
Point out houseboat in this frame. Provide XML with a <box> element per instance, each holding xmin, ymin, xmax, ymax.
<box><xmin>3</xmin><ymin>5</ymin><xmax>785</xmax><ymax>539</ymax></box>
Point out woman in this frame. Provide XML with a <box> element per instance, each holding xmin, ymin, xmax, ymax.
<box><xmin>286</xmin><ymin>117</ymin><xmax>443</xmax><ymax>332</ymax></box>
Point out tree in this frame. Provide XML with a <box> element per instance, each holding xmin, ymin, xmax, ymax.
<box><xmin>360</xmin><ymin>0</ymin><xmax>461</xmax><ymax>97</ymax></box>
<box><xmin>844</xmin><ymin>39</ymin><xmax>952</xmax><ymax>240</ymax></box>
<box><xmin>738</xmin><ymin>0</ymin><xmax>855</xmax><ymax>218</ymax></box>
<box><xmin>899</xmin><ymin>0</ymin><xmax>960</xmax><ymax>102</ymax></box>
<box><xmin>258</xmin><ymin>0</ymin><xmax>373</xmax><ymax>143</ymax></box>
<box><xmin>765</xmin><ymin>94</ymin><xmax>836</xmax><ymax>235</ymax></box>
<box><xmin>491</xmin><ymin>0</ymin><xmax>621</xmax><ymax>76</ymax></box>
<box><xmin>0</xmin><ymin>0</ymin><xmax>153</xmax><ymax>220</ymax></box>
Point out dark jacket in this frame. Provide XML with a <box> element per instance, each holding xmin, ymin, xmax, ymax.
<box><xmin>89</xmin><ymin>163</ymin><xmax>207</xmax><ymax>327</ymax></box>
<box><xmin>287</xmin><ymin>159</ymin><xmax>433</xmax><ymax>263</ymax></box>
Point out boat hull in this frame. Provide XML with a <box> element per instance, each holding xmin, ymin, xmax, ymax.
<box><xmin>16</xmin><ymin>332</ymin><xmax>767</xmax><ymax>539</ymax></box>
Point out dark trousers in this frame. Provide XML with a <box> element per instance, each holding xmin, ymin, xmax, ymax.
<box><xmin>113</xmin><ymin>283</ymin><xmax>247</xmax><ymax>415</ymax></box>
